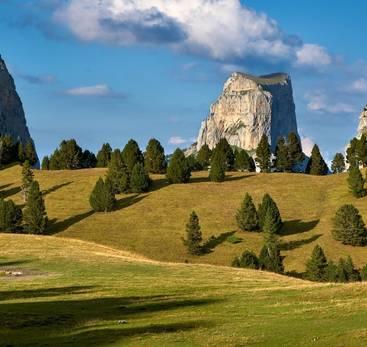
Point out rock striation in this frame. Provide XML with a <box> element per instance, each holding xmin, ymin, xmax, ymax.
<box><xmin>195</xmin><ymin>72</ymin><xmax>299</xmax><ymax>152</ymax></box>
<box><xmin>357</xmin><ymin>105</ymin><xmax>367</xmax><ymax>138</ymax></box>
<box><xmin>0</xmin><ymin>55</ymin><xmax>36</xmax><ymax>149</ymax></box>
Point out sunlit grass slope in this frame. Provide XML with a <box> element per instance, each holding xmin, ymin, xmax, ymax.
<box><xmin>1</xmin><ymin>165</ymin><xmax>367</xmax><ymax>272</ymax></box>
<box><xmin>2</xmin><ymin>234</ymin><xmax>367</xmax><ymax>346</ymax></box>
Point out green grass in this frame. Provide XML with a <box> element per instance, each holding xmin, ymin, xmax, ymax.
<box><xmin>2</xmin><ymin>234</ymin><xmax>367</xmax><ymax>346</ymax></box>
<box><xmin>1</xmin><ymin>165</ymin><xmax>367</xmax><ymax>273</ymax></box>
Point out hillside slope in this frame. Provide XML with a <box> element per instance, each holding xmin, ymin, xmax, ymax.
<box><xmin>0</xmin><ymin>165</ymin><xmax>366</xmax><ymax>272</ymax></box>
<box><xmin>2</xmin><ymin>234</ymin><xmax>367</xmax><ymax>346</ymax></box>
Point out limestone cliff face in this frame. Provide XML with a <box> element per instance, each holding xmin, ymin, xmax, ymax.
<box><xmin>195</xmin><ymin>72</ymin><xmax>299</xmax><ymax>152</ymax></box>
<box><xmin>0</xmin><ymin>56</ymin><xmax>36</xmax><ymax>148</ymax></box>
<box><xmin>357</xmin><ymin>105</ymin><xmax>367</xmax><ymax>138</ymax></box>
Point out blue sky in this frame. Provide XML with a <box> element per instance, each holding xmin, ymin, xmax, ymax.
<box><xmin>1</xmin><ymin>1</ymin><xmax>367</xmax><ymax>162</ymax></box>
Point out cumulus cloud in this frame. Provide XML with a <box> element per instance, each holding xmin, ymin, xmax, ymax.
<box><xmin>52</xmin><ymin>0</ymin><xmax>332</xmax><ymax>69</ymax></box>
<box><xmin>305</xmin><ymin>92</ymin><xmax>355</xmax><ymax>114</ymax></box>
<box><xmin>168</xmin><ymin>136</ymin><xmax>189</xmax><ymax>145</ymax></box>
<box><xmin>65</xmin><ymin>84</ymin><xmax>125</xmax><ymax>98</ymax></box>
<box><xmin>301</xmin><ymin>137</ymin><xmax>314</xmax><ymax>156</ymax></box>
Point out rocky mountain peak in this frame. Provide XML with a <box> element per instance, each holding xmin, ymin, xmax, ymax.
<box><xmin>357</xmin><ymin>105</ymin><xmax>367</xmax><ymax>138</ymax></box>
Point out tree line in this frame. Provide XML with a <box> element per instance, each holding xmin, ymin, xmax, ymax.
<box><xmin>0</xmin><ymin>135</ymin><xmax>37</xmax><ymax>167</ymax></box>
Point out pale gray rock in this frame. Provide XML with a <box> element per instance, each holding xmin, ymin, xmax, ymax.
<box><xmin>195</xmin><ymin>72</ymin><xmax>299</xmax><ymax>152</ymax></box>
<box><xmin>357</xmin><ymin>105</ymin><xmax>367</xmax><ymax>138</ymax></box>
<box><xmin>0</xmin><ymin>55</ymin><xmax>37</xmax><ymax>160</ymax></box>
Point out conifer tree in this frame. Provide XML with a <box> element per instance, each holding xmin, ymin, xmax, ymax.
<box><xmin>305</xmin><ymin>144</ymin><xmax>328</xmax><ymax>175</ymax></box>
<box><xmin>130</xmin><ymin>163</ymin><xmax>151</xmax><ymax>193</ymax></box>
<box><xmin>236</xmin><ymin>193</ymin><xmax>259</xmax><ymax>231</ymax></box>
<box><xmin>336</xmin><ymin>258</ymin><xmax>348</xmax><ymax>283</ymax></box>
<box><xmin>166</xmin><ymin>148</ymin><xmax>191</xmax><ymax>184</ymax></box>
<box><xmin>23</xmin><ymin>181</ymin><xmax>48</xmax><ymax>234</ymax></box>
<box><xmin>356</xmin><ymin>133</ymin><xmax>367</xmax><ymax>166</ymax></box>
<box><xmin>305</xmin><ymin>245</ymin><xmax>328</xmax><ymax>281</ymax></box>
<box><xmin>106</xmin><ymin>149</ymin><xmax>130</xmax><ymax>194</ymax></box>
<box><xmin>360</xmin><ymin>263</ymin><xmax>367</xmax><ymax>281</ymax></box>
<box><xmin>258</xmin><ymin>242</ymin><xmax>284</xmax><ymax>274</ymax></box>
<box><xmin>212</xmin><ymin>139</ymin><xmax>235</xmax><ymax>169</ymax></box>
<box><xmin>122</xmin><ymin>139</ymin><xmax>144</xmax><ymax>173</ymax></box>
<box><xmin>18</xmin><ymin>142</ymin><xmax>25</xmax><ymax>163</ymax></box>
<box><xmin>21</xmin><ymin>160</ymin><xmax>34</xmax><ymax>202</ymax></box>
<box><xmin>41</xmin><ymin>156</ymin><xmax>50</xmax><ymax>170</ymax></box>
<box><xmin>331</xmin><ymin>152</ymin><xmax>345</xmax><ymax>174</ymax></box>
<box><xmin>209</xmin><ymin>154</ymin><xmax>226</xmax><ymax>182</ymax></box>
<box><xmin>344</xmin><ymin>256</ymin><xmax>360</xmax><ymax>281</ymax></box>
<box><xmin>96</xmin><ymin>143</ymin><xmax>112</xmax><ymax>168</ymax></box>
<box><xmin>144</xmin><ymin>138</ymin><xmax>167</xmax><ymax>174</ymax></box>
<box><xmin>81</xmin><ymin>150</ymin><xmax>97</xmax><ymax>168</ymax></box>
<box><xmin>287</xmin><ymin>132</ymin><xmax>305</xmax><ymax>168</ymax></box>
<box><xmin>273</xmin><ymin>137</ymin><xmax>291</xmax><ymax>172</ymax></box>
<box><xmin>0</xmin><ymin>199</ymin><xmax>22</xmax><ymax>232</ymax></box>
<box><xmin>186</xmin><ymin>155</ymin><xmax>201</xmax><ymax>171</ymax></box>
<box><xmin>24</xmin><ymin>141</ymin><xmax>37</xmax><ymax>166</ymax></box>
<box><xmin>348</xmin><ymin>166</ymin><xmax>365</xmax><ymax>198</ymax></box>
<box><xmin>89</xmin><ymin>177</ymin><xmax>115</xmax><ymax>212</ymax></box>
<box><xmin>255</xmin><ymin>134</ymin><xmax>271</xmax><ymax>172</ymax></box>
<box><xmin>232</xmin><ymin>250</ymin><xmax>260</xmax><ymax>269</ymax></box>
<box><xmin>0</xmin><ymin>135</ymin><xmax>17</xmax><ymax>165</ymax></box>
<box><xmin>332</xmin><ymin>204</ymin><xmax>367</xmax><ymax>246</ymax></box>
<box><xmin>197</xmin><ymin>144</ymin><xmax>212</xmax><ymax>170</ymax></box>
<box><xmin>346</xmin><ymin>137</ymin><xmax>359</xmax><ymax>168</ymax></box>
<box><xmin>182</xmin><ymin>211</ymin><xmax>202</xmax><ymax>255</ymax></box>
<box><xmin>257</xmin><ymin>194</ymin><xmax>282</xmax><ymax>232</ymax></box>
<box><xmin>325</xmin><ymin>260</ymin><xmax>338</xmax><ymax>282</ymax></box>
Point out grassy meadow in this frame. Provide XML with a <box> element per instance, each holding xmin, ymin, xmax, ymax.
<box><xmin>2</xmin><ymin>234</ymin><xmax>367</xmax><ymax>346</ymax></box>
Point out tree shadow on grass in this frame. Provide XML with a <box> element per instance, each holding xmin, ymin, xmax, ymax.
<box><xmin>1</xmin><ymin>294</ymin><xmax>217</xmax><ymax>345</ymax></box>
<box><xmin>280</xmin><ymin>219</ymin><xmax>319</xmax><ymax>236</ymax></box>
<box><xmin>48</xmin><ymin>210</ymin><xmax>95</xmax><ymax>234</ymax></box>
<box><xmin>280</xmin><ymin>234</ymin><xmax>322</xmax><ymax>251</ymax></box>
<box><xmin>115</xmin><ymin>194</ymin><xmax>147</xmax><ymax>210</ymax></box>
<box><xmin>0</xmin><ymin>259</ymin><xmax>33</xmax><ymax>267</ymax></box>
<box><xmin>0</xmin><ymin>186</ymin><xmax>21</xmax><ymax>199</ymax></box>
<box><xmin>0</xmin><ymin>183</ymin><xmax>13</xmax><ymax>191</ymax></box>
<box><xmin>42</xmin><ymin>182</ymin><xmax>73</xmax><ymax>196</ymax></box>
<box><xmin>202</xmin><ymin>231</ymin><xmax>236</xmax><ymax>254</ymax></box>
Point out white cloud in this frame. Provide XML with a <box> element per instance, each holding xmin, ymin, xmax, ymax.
<box><xmin>295</xmin><ymin>44</ymin><xmax>332</xmax><ymax>68</ymax></box>
<box><xmin>349</xmin><ymin>78</ymin><xmax>367</xmax><ymax>93</ymax></box>
<box><xmin>168</xmin><ymin>136</ymin><xmax>189</xmax><ymax>145</ymax></box>
<box><xmin>65</xmin><ymin>84</ymin><xmax>125</xmax><ymax>98</ymax></box>
<box><xmin>305</xmin><ymin>92</ymin><xmax>355</xmax><ymax>114</ymax></box>
<box><xmin>301</xmin><ymin>137</ymin><xmax>314</xmax><ymax>157</ymax></box>
<box><xmin>53</xmin><ymin>0</ymin><xmax>331</xmax><ymax>69</ymax></box>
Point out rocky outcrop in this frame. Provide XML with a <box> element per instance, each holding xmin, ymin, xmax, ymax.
<box><xmin>195</xmin><ymin>72</ymin><xmax>299</xmax><ymax>152</ymax></box>
<box><xmin>0</xmin><ymin>55</ymin><xmax>37</xmax><ymax>150</ymax></box>
<box><xmin>357</xmin><ymin>105</ymin><xmax>367</xmax><ymax>138</ymax></box>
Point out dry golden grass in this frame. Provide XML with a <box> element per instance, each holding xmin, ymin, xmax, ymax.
<box><xmin>1</xmin><ymin>164</ymin><xmax>367</xmax><ymax>272</ymax></box>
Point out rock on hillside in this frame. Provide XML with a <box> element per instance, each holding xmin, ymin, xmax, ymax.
<box><xmin>194</xmin><ymin>72</ymin><xmax>299</xmax><ymax>152</ymax></box>
<box><xmin>357</xmin><ymin>105</ymin><xmax>367</xmax><ymax>138</ymax></box>
<box><xmin>0</xmin><ymin>55</ymin><xmax>37</xmax><ymax>155</ymax></box>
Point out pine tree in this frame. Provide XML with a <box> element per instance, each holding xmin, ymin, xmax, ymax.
<box><xmin>360</xmin><ymin>264</ymin><xmax>367</xmax><ymax>281</ymax></box>
<box><xmin>186</xmin><ymin>155</ymin><xmax>201</xmax><ymax>171</ymax></box>
<box><xmin>214</xmin><ymin>139</ymin><xmax>235</xmax><ymax>170</ymax></box>
<box><xmin>24</xmin><ymin>141</ymin><xmax>37</xmax><ymax>166</ymax></box>
<box><xmin>21</xmin><ymin>160</ymin><xmax>34</xmax><ymax>202</ymax></box>
<box><xmin>209</xmin><ymin>154</ymin><xmax>226</xmax><ymax>182</ymax></box>
<box><xmin>0</xmin><ymin>199</ymin><xmax>22</xmax><ymax>232</ymax></box>
<box><xmin>258</xmin><ymin>242</ymin><xmax>284</xmax><ymax>274</ymax></box>
<box><xmin>51</xmin><ymin>139</ymin><xmax>83</xmax><ymax>169</ymax></box>
<box><xmin>106</xmin><ymin>149</ymin><xmax>130</xmax><ymax>193</ymax></box>
<box><xmin>81</xmin><ymin>150</ymin><xmax>97</xmax><ymax>168</ymax></box>
<box><xmin>332</xmin><ymin>204</ymin><xmax>367</xmax><ymax>246</ymax></box>
<box><xmin>273</xmin><ymin>137</ymin><xmax>291</xmax><ymax>172</ymax></box>
<box><xmin>255</xmin><ymin>134</ymin><xmax>271</xmax><ymax>172</ymax></box>
<box><xmin>287</xmin><ymin>132</ymin><xmax>305</xmax><ymax>168</ymax></box>
<box><xmin>344</xmin><ymin>256</ymin><xmax>360</xmax><ymax>281</ymax></box>
<box><xmin>96</xmin><ymin>143</ymin><xmax>112</xmax><ymax>168</ymax></box>
<box><xmin>262</xmin><ymin>208</ymin><xmax>281</xmax><ymax>237</ymax></box>
<box><xmin>236</xmin><ymin>193</ymin><xmax>259</xmax><ymax>231</ymax></box>
<box><xmin>18</xmin><ymin>142</ymin><xmax>25</xmax><ymax>163</ymax></box>
<box><xmin>197</xmin><ymin>144</ymin><xmax>212</xmax><ymax>170</ymax></box>
<box><xmin>356</xmin><ymin>133</ymin><xmax>367</xmax><ymax>166</ymax></box>
<box><xmin>305</xmin><ymin>144</ymin><xmax>328</xmax><ymax>175</ymax></box>
<box><xmin>305</xmin><ymin>245</ymin><xmax>328</xmax><ymax>282</ymax></box>
<box><xmin>41</xmin><ymin>156</ymin><xmax>50</xmax><ymax>170</ymax></box>
<box><xmin>336</xmin><ymin>258</ymin><xmax>348</xmax><ymax>283</ymax></box>
<box><xmin>122</xmin><ymin>139</ymin><xmax>144</xmax><ymax>173</ymax></box>
<box><xmin>89</xmin><ymin>177</ymin><xmax>115</xmax><ymax>212</ymax></box>
<box><xmin>257</xmin><ymin>194</ymin><xmax>282</xmax><ymax>232</ymax></box>
<box><xmin>347</xmin><ymin>166</ymin><xmax>365</xmax><ymax>198</ymax></box>
<box><xmin>325</xmin><ymin>260</ymin><xmax>338</xmax><ymax>282</ymax></box>
<box><xmin>182</xmin><ymin>211</ymin><xmax>203</xmax><ymax>255</ymax></box>
<box><xmin>0</xmin><ymin>135</ymin><xmax>17</xmax><ymax>165</ymax></box>
<box><xmin>346</xmin><ymin>137</ymin><xmax>359</xmax><ymax>168</ymax></box>
<box><xmin>331</xmin><ymin>152</ymin><xmax>345</xmax><ymax>174</ymax></box>
<box><xmin>23</xmin><ymin>181</ymin><xmax>48</xmax><ymax>234</ymax></box>
<box><xmin>232</xmin><ymin>250</ymin><xmax>260</xmax><ymax>269</ymax></box>
<box><xmin>166</xmin><ymin>148</ymin><xmax>191</xmax><ymax>183</ymax></box>
<box><xmin>130</xmin><ymin>163</ymin><xmax>151</xmax><ymax>193</ymax></box>
<box><xmin>144</xmin><ymin>138</ymin><xmax>167</xmax><ymax>173</ymax></box>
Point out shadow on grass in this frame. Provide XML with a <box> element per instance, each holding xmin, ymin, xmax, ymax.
<box><xmin>115</xmin><ymin>194</ymin><xmax>147</xmax><ymax>210</ymax></box>
<box><xmin>0</xmin><ymin>183</ymin><xmax>13</xmax><ymax>191</ymax></box>
<box><xmin>280</xmin><ymin>219</ymin><xmax>319</xmax><ymax>236</ymax></box>
<box><xmin>280</xmin><ymin>234</ymin><xmax>322</xmax><ymax>251</ymax></box>
<box><xmin>202</xmin><ymin>231</ymin><xmax>236</xmax><ymax>254</ymax></box>
<box><xmin>42</xmin><ymin>182</ymin><xmax>73</xmax><ymax>196</ymax></box>
<box><xmin>0</xmin><ymin>259</ymin><xmax>33</xmax><ymax>267</ymax></box>
<box><xmin>0</xmin><ymin>186</ymin><xmax>21</xmax><ymax>199</ymax></box>
<box><xmin>1</xmin><ymin>294</ymin><xmax>217</xmax><ymax>345</ymax></box>
<box><xmin>48</xmin><ymin>210</ymin><xmax>95</xmax><ymax>234</ymax></box>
